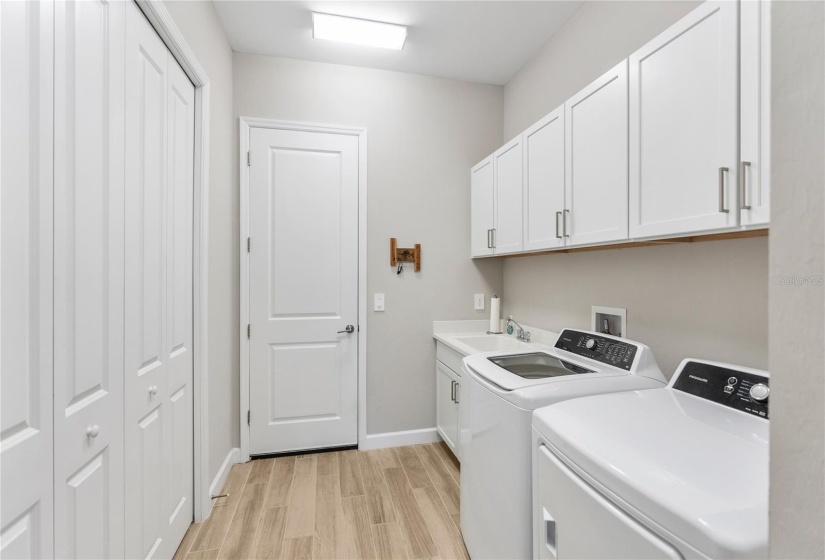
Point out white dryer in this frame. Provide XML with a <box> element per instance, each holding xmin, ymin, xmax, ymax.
<box><xmin>461</xmin><ymin>329</ymin><xmax>667</xmax><ymax>560</ymax></box>
<box><xmin>532</xmin><ymin>359</ymin><xmax>769</xmax><ymax>559</ymax></box>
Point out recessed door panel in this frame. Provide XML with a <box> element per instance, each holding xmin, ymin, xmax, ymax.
<box><xmin>268</xmin><ymin>149</ymin><xmax>343</xmax><ymax>318</ymax></box>
<box><xmin>249</xmin><ymin>127</ymin><xmax>359</xmax><ymax>454</ymax></box>
<box><xmin>523</xmin><ymin>107</ymin><xmax>565</xmax><ymax>251</ymax></box>
<box><xmin>66</xmin><ymin>451</ymin><xmax>110</xmax><ymax>560</ymax></box>
<box><xmin>138</xmin><ymin>408</ymin><xmax>163</xmax><ymax>558</ymax></box>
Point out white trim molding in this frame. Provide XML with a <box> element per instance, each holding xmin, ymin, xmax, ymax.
<box><xmin>360</xmin><ymin>428</ymin><xmax>443</xmax><ymax>451</ymax></box>
<box><xmin>239</xmin><ymin>117</ymin><xmax>368</xmax><ymax>462</ymax></box>
<box><xmin>135</xmin><ymin>0</ymin><xmax>212</xmax><ymax>523</ymax></box>
<box><xmin>209</xmin><ymin>448</ymin><xmax>241</xmax><ymax>501</ymax></box>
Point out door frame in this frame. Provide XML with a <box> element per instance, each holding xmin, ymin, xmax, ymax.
<box><xmin>134</xmin><ymin>0</ymin><xmax>212</xmax><ymax>523</ymax></box>
<box><xmin>238</xmin><ymin>117</ymin><xmax>368</xmax><ymax>463</ymax></box>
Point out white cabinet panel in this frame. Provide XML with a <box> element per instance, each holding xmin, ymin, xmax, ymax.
<box><xmin>740</xmin><ymin>0</ymin><xmax>771</xmax><ymax>227</ymax></box>
<box><xmin>523</xmin><ymin>107</ymin><xmax>565</xmax><ymax>251</ymax></box>
<box><xmin>471</xmin><ymin>156</ymin><xmax>495</xmax><ymax>257</ymax></box>
<box><xmin>629</xmin><ymin>1</ymin><xmax>739</xmax><ymax>238</ymax></box>
<box><xmin>52</xmin><ymin>1</ymin><xmax>126</xmax><ymax>558</ymax></box>
<box><xmin>125</xmin><ymin>2</ymin><xmax>195</xmax><ymax>557</ymax></box>
<box><xmin>0</xmin><ymin>2</ymin><xmax>55</xmax><ymax>557</ymax></box>
<box><xmin>565</xmin><ymin>60</ymin><xmax>629</xmax><ymax>247</ymax></box>
<box><xmin>436</xmin><ymin>361</ymin><xmax>460</xmax><ymax>458</ymax></box>
<box><xmin>494</xmin><ymin>137</ymin><xmax>524</xmax><ymax>254</ymax></box>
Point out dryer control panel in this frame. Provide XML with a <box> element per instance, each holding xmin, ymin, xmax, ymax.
<box><xmin>554</xmin><ymin>329</ymin><xmax>638</xmax><ymax>371</ymax></box>
<box><xmin>672</xmin><ymin>360</ymin><xmax>769</xmax><ymax>419</ymax></box>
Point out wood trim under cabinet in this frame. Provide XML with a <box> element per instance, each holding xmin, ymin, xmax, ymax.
<box><xmin>500</xmin><ymin>228</ymin><xmax>768</xmax><ymax>258</ymax></box>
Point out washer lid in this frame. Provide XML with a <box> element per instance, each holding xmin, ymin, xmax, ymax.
<box><xmin>533</xmin><ymin>389</ymin><xmax>768</xmax><ymax>559</ymax></box>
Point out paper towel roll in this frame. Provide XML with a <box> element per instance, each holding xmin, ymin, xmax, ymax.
<box><xmin>489</xmin><ymin>296</ymin><xmax>501</xmax><ymax>333</ymax></box>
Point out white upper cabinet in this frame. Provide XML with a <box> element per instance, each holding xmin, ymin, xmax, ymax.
<box><xmin>565</xmin><ymin>60</ymin><xmax>629</xmax><ymax>247</ymax></box>
<box><xmin>523</xmin><ymin>106</ymin><xmax>565</xmax><ymax>252</ymax></box>
<box><xmin>740</xmin><ymin>0</ymin><xmax>771</xmax><ymax>226</ymax></box>
<box><xmin>471</xmin><ymin>156</ymin><xmax>495</xmax><ymax>257</ymax></box>
<box><xmin>493</xmin><ymin>136</ymin><xmax>524</xmax><ymax>254</ymax></box>
<box><xmin>629</xmin><ymin>1</ymin><xmax>739</xmax><ymax>238</ymax></box>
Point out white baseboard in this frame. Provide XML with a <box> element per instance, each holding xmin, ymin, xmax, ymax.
<box><xmin>206</xmin><ymin>447</ymin><xmax>241</xmax><ymax>516</ymax></box>
<box><xmin>359</xmin><ymin>427</ymin><xmax>441</xmax><ymax>451</ymax></box>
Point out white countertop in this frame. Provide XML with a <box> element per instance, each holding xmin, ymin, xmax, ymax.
<box><xmin>433</xmin><ymin>319</ymin><xmax>558</xmax><ymax>356</ymax></box>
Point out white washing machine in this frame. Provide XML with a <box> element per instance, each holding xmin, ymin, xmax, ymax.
<box><xmin>532</xmin><ymin>359</ymin><xmax>769</xmax><ymax>559</ymax></box>
<box><xmin>460</xmin><ymin>329</ymin><xmax>667</xmax><ymax>560</ymax></box>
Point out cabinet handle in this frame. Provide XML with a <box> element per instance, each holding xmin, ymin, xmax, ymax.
<box><xmin>563</xmin><ymin>210</ymin><xmax>570</xmax><ymax>238</ymax></box>
<box><xmin>486</xmin><ymin>229</ymin><xmax>492</xmax><ymax>249</ymax></box>
<box><xmin>454</xmin><ymin>383</ymin><xmax>459</xmax><ymax>404</ymax></box>
<box><xmin>491</xmin><ymin>228</ymin><xmax>496</xmax><ymax>248</ymax></box>
<box><xmin>719</xmin><ymin>167</ymin><xmax>730</xmax><ymax>213</ymax></box>
<box><xmin>450</xmin><ymin>380</ymin><xmax>456</xmax><ymax>402</ymax></box>
<box><xmin>740</xmin><ymin>161</ymin><xmax>752</xmax><ymax>210</ymax></box>
<box><xmin>555</xmin><ymin>212</ymin><xmax>562</xmax><ymax>239</ymax></box>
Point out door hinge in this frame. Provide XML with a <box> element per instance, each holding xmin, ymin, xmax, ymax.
<box><xmin>247</xmin><ymin>151</ymin><xmax>251</xmax><ymax>166</ymax></box>
<box><xmin>247</xmin><ymin>324</ymin><xmax>250</xmax><ymax>339</ymax></box>
<box><xmin>247</xmin><ymin>237</ymin><xmax>251</xmax><ymax>253</ymax></box>
<box><xmin>247</xmin><ymin>410</ymin><xmax>250</xmax><ymax>425</ymax></box>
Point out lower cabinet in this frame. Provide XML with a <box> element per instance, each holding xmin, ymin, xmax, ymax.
<box><xmin>436</xmin><ymin>360</ymin><xmax>462</xmax><ymax>459</ymax></box>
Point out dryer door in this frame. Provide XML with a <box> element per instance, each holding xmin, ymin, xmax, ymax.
<box><xmin>536</xmin><ymin>444</ymin><xmax>683</xmax><ymax>559</ymax></box>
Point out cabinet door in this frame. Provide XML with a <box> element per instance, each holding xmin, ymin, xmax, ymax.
<box><xmin>629</xmin><ymin>1</ymin><xmax>739</xmax><ymax>238</ymax></box>
<box><xmin>565</xmin><ymin>60</ymin><xmax>629</xmax><ymax>247</ymax></box>
<box><xmin>436</xmin><ymin>362</ymin><xmax>459</xmax><ymax>457</ymax></box>
<box><xmin>494</xmin><ymin>136</ymin><xmax>524</xmax><ymax>254</ymax></box>
<box><xmin>524</xmin><ymin>107</ymin><xmax>566</xmax><ymax>251</ymax></box>
<box><xmin>0</xmin><ymin>2</ymin><xmax>55</xmax><ymax>557</ymax></box>
<box><xmin>53</xmin><ymin>1</ymin><xmax>126</xmax><ymax>557</ymax></box>
<box><xmin>471</xmin><ymin>156</ymin><xmax>495</xmax><ymax>257</ymax></box>
<box><xmin>740</xmin><ymin>0</ymin><xmax>771</xmax><ymax>226</ymax></box>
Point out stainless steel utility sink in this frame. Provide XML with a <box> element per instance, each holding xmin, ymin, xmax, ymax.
<box><xmin>487</xmin><ymin>352</ymin><xmax>595</xmax><ymax>379</ymax></box>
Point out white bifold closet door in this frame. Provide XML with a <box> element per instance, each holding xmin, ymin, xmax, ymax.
<box><xmin>0</xmin><ymin>1</ymin><xmax>55</xmax><ymax>557</ymax></box>
<box><xmin>124</xmin><ymin>2</ymin><xmax>195</xmax><ymax>559</ymax></box>
<box><xmin>52</xmin><ymin>1</ymin><xmax>127</xmax><ymax>558</ymax></box>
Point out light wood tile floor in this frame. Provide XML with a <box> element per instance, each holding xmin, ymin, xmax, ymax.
<box><xmin>173</xmin><ymin>443</ymin><xmax>468</xmax><ymax>560</ymax></box>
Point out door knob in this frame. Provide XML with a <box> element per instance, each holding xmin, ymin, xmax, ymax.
<box><xmin>337</xmin><ymin>325</ymin><xmax>355</xmax><ymax>334</ymax></box>
<box><xmin>148</xmin><ymin>385</ymin><xmax>158</xmax><ymax>396</ymax></box>
<box><xmin>86</xmin><ymin>425</ymin><xmax>100</xmax><ymax>438</ymax></box>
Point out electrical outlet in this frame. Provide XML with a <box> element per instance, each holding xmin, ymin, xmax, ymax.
<box><xmin>374</xmin><ymin>293</ymin><xmax>385</xmax><ymax>312</ymax></box>
<box><xmin>474</xmin><ymin>294</ymin><xmax>485</xmax><ymax>310</ymax></box>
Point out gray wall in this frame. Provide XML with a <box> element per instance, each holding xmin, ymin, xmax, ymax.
<box><xmin>233</xmin><ymin>54</ymin><xmax>504</xmax><ymax>434</ymax></box>
<box><xmin>503</xmin><ymin>1</ymin><xmax>701</xmax><ymax>139</ymax></box>
<box><xmin>163</xmin><ymin>0</ymin><xmax>239</xmax><ymax>483</ymax></box>
<box><xmin>499</xmin><ymin>0</ymin><xmax>769</xmax><ymax>378</ymax></box>
<box><xmin>768</xmin><ymin>1</ymin><xmax>825</xmax><ymax>557</ymax></box>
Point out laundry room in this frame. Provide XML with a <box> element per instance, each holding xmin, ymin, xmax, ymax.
<box><xmin>1</xmin><ymin>0</ymin><xmax>822</xmax><ymax>559</ymax></box>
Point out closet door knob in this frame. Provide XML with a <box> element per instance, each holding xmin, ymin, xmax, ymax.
<box><xmin>149</xmin><ymin>385</ymin><xmax>158</xmax><ymax>396</ymax></box>
<box><xmin>86</xmin><ymin>425</ymin><xmax>100</xmax><ymax>438</ymax></box>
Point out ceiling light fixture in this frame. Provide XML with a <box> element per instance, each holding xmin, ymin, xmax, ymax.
<box><xmin>312</xmin><ymin>12</ymin><xmax>407</xmax><ymax>51</ymax></box>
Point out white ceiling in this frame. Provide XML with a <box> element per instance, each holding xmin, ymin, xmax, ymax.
<box><xmin>212</xmin><ymin>1</ymin><xmax>583</xmax><ymax>85</ymax></box>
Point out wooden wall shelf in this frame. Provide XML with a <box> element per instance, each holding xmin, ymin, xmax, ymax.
<box><xmin>390</xmin><ymin>238</ymin><xmax>421</xmax><ymax>271</ymax></box>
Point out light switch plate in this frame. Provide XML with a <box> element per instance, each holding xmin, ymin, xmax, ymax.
<box><xmin>474</xmin><ymin>294</ymin><xmax>485</xmax><ymax>310</ymax></box>
<box><xmin>374</xmin><ymin>293</ymin><xmax>385</xmax><ymax>312</ymax></box>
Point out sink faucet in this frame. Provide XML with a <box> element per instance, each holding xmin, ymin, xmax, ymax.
<box><xmin>506</xmin><ymin>317</ymin><xmax>531</xmax><ymax>342</ymax></box>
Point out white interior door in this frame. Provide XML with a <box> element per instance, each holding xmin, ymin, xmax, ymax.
<box><xmin>523</xmin><ymin>106</ymin><xmax>566</xmax><ymax>252</ymax></box>
<box><xmin>565</xmin><ymin>60</ymin><xmax>629</xmax><ymax>247</ymax></box>
<box><xmin>124</xmin><ymin>2</ymin><xmax>195</xmax><ymax>558</ymax></box>
<box><xmin>52</xmin><ymin>1</ymin><xmax>126</xmax><ymax>558</ymax></box>
<box><xmin>629</xmin><ymin>1</ymin><xmax>739</xmax><ymax>238</ymax></box>
<box><xmin>0</xmin><ymin>2</ymin><xmax>55</xmax><ymax>557</ymax></box>
<box><xmin>248</xmin><ymin>126</ymin><xmax>359</xmax><ymax>455</ymax></box>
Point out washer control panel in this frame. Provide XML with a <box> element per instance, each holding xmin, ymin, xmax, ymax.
<box><xmin>554</xmin><ymin>329</ymin><xmax>638</xmax><ymax>371</ymax></box>
<box><xmin>672</xmin><ymin>361</ymin><xmax>769</xmax><ymax>419</ymax></box>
